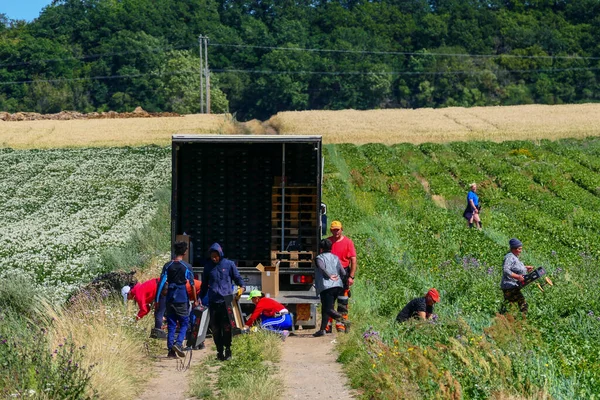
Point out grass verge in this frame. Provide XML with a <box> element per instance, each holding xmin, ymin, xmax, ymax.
<box><xmin>189</xmin><ymin>331</ymin><xmax>283</xmax><ymax>400</ymax></box>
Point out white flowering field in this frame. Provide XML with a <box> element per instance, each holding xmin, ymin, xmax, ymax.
<box><xmin>0</xmin><ymin>146</ymin><xmax>170</xmax><ymax>301</ymax></box>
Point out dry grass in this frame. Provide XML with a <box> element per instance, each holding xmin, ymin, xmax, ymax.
<box><xmin>41</xmin><ymin>259</ymin><xmax>166</xmax><ymax>399</ymax></box>
<box><xmin>3</xmin><ymin>104</ymin><xmax>600</xmax><ymax>148</ymax></box>
<box><xmin>267</xmin><ymin>103</ymin><xmax>600</xmax><ymax>144</ymax></box>
<box><xmin>0</xmin><ymin>114</ymin><xmax>236</xmax><ymax>149</ymax></box>
<box><xmin>44</xmin><ymin>297</ymin><xmax>152</xmax><ymax>400</ymax></box>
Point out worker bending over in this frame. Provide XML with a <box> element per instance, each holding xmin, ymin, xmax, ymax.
<box><xmin>122</xmin><ymin>278</ymin><xmax>167</xmax><ymax>339</ymax></box>
<box><xmin>396</xmin><ymin>288</ymin><xmax>440</xmax><ymax>323</ymax></box>
<box><xmin>243</xmin><ymin>290</ymin><xmax>292</xmax><ymax>341</ymax></box>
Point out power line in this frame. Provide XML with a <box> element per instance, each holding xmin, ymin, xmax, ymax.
<box><xmin>209</xmin><ymin>42</ymin><xmax>600</xmax><ymax>61</ymax></box>
<box><xmin>214</xmin><ymin>66</ymin><xmax>600</xmax><ymax>75</ymax></box>
<box><xmin>2</xmin><ymin>66</ymin><xmax>599</xmax><ymax>86</ymax></box>
<box><xmin>1</xmin><ymin>40</ymin><xmax>598</xmax><ymax>70</ymax></box>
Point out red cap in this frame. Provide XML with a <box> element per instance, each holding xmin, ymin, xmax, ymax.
<box><xmin>427</xmin><ymin>288</ymin><xmax>440</xmax><ymax>303</ymax></box>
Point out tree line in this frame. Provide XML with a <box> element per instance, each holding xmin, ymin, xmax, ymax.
<box><xmin>1</xmin><ymin>0</ymin><xmax>599</xmax><ymax>119</ymax></box>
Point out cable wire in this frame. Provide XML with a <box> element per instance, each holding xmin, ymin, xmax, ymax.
<box><xmin>1</xmin><ymin>66</ymin><xmax>599</xmax><ymax>86</ymax></box>
<box><xmin>1</xmin><ymin>40</ymin><xmax>598</xmax><ymax>70</ymax></box>
<box><xmin>209</xmin><ymin>42</ymin><xmax>600</xmax><ymax>61</ymax></box>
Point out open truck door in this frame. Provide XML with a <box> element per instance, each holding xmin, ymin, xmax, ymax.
<box><xmin>171</xmin><ymin>135</ymin><xmax>322</xmax><ymax>328</ymax></box>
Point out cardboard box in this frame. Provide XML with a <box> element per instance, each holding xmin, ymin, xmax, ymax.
<box><xmin>175</xmin><ymin>234</ymin><xmax>192</xmax><ymax>264</ymax></box>
<box><xmin>255</xmin><ymin>263</ymin><xmax>279</xmax><ymax>297</ymax></box>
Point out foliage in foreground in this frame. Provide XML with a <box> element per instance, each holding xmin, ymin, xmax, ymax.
<box><xmin>0</xmin><ymin>278</ymin><xmax>95</xmax><ymax>399</ymax></box>
<box><xmin>190</xmin><ymin>331</ymin><xmax>282</xmax><ymax>400</ymax></box>
<box><xmin>324</xmin><ymin>139</ymin><xmax>600</xmax><ymax>399</ymax></box>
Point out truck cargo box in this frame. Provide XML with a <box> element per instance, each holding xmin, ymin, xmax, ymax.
<box><xmin>171</xmin><ymin>135</ymin><xmax>323</xmax><ymax>327</ymax></box>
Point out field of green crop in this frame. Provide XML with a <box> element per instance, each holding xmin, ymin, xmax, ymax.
<box><xmin>0</xmin><ymin>146</ymin><xmax>170</xmax><ymax>301</ymax></box>
<box><xmin>324</xmin><ymin>138</ymin><xmax>600</xmax><ymax>399</ymax></box>
<box><xmin>2</xmin><ymin>138</ymin><xmax>600</xmax><ymax>398</ymax></box>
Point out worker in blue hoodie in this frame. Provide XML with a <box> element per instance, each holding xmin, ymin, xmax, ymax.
<box><xmin>199</xmin><ymin>243</ymin><xmax>245</xmax><ymax>361</ymax></box>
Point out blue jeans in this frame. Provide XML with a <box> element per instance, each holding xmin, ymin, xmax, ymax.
<box><xmin>261</xmin><ymin>314</ymin><xmax>293</xmax><ymax>331</ymax></box>
<box><xmin>166</xmin><ymin>305</ymin><xmax>189</xmax><ymax>350</ymax></box>
<box><xmin>154</xmin><ymin>294</ymin><xmax>166</xmax><ymax>330</ymax></box>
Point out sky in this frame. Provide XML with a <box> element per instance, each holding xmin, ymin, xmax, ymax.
<box><xmin>1</xmin><ymin>0</ymin><xmax>53</xmax><ymax>22</ymax></box>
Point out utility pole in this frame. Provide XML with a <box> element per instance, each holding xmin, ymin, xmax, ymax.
<box><xmin>198</xmin><ymin>35</ymin><xmax>211</xmax><ymax>114</ymax></box>
<box><xmin>198</xmin><ymin>35</ymin><xmax>204</xmax><ymax>113</ymax></box>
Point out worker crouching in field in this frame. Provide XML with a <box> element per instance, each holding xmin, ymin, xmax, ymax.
<box><xmin>396</xmin><ymin>288</ymin><xmax>440</xmax><ymax>323</ymax></box>
<box><xmin>313</xmin><ymin>239</ymin><xmax>350</xmax><ymax>337</ymax></box>
<box><xmin>199</xmin><ymin>243</ymin><xmax>245</xmax><ymax>361</ymax></box>
<box><xmin>500</xmin><ymin>238</ymin><xmax>533</xmax><ymax>315</ymax></box>
<box><xmin>242</xmin><ymin>290</ymin><xmax>292</xmax><ymax>341</ymax></box>
<box><xmin>122</xmin><ymin>278</ymin><xmax>167</xmax><ymax>339</ymax></box>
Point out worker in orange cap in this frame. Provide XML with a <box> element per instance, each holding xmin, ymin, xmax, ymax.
<box><xmin>395</xmin><ymin>288</ymin><xmax>440</xmax><ymax>323</ymax></box>
<box><xmin>326</xmin><ymin>220</ymin><xmax>357</xmax><ymax>333</ymax></box>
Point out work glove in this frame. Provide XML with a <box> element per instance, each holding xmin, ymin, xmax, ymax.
<box><xmin>236</xmin><ymin>286</ymin><xmax>245</xmax><ymax>298</ymax></box>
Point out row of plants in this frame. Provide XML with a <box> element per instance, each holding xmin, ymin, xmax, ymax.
<box><xmin>0</xmin><ymin>146</ymin><xmax>176</xmax><ymax>398</ymax></box>
<box><xmin>324</xmin><ymin>139</ymin><xmax>600</xmax><ymax>398</ymax></box>
<box><xmin>0</xmin><ymin>146</ymin><xmax>170</xmax><ymax>302</ymax></box>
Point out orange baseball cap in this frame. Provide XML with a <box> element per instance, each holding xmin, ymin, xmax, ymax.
<box><xmin>330</xmin><ymin>220</ymin><xmax>342</xmax><ymax>229</ymax></box>
<box><xmin>427</xmin><ymin>288</ymin><xmax>440</xmax><ymax>303</ymax></box>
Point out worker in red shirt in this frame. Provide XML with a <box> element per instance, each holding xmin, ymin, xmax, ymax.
<box><xmin>123</xmin><ymin>278</ymin><xmax>166</xmax><ymax>339</ymax></box>
<box><xmin>124</xmin><ymin>278</ymin><xmax>201</xmax><ymax>339</ymax></box>
<box><xmin>327</xmin><ymin>220</ymin><xmax>357</xmax><ymax>332</ymax></box>
<box><xmin>243</xmin><ymin>290</ymin><xmax>292</xmax><ymax>341</ymax></box>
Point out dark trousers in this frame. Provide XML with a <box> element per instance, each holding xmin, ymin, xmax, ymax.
<box><xmin>209</xmin><ymin>302</ymin><xmax>232</xmax><ymax>353</ymax></box>
<box><xmin>320</xmin><ymin>287</ymin><xmax>343</xmax><ymax>331</ymax></box>
<box><xmin>154</xmin><ymin>294</ymin><xmax>166</xmax><ymax>329</ymax></box>
<box><xmin>501</xmin><ymin>288</ymin><xmax>528</xmax><ymax>313</ymax></box>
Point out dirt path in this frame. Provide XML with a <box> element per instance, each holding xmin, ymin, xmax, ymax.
<box><xmin>280</xmin><ymin>332</ymin><xmax>356</xmax><ymax>399</ymax></box>
<box><xmin>137</xmin><ymin>344</ymin><xmax>210</xmax><ymax>400</ymax></box>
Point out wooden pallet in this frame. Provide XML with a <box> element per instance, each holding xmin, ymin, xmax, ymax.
<box><xmin>271</xmin><ymin>211</ymin><xmax>318</xmax><ymax>219</ymax></box>
<box><xmin>272</xmin><ymin>204</ymin><xmax>317</xmax><ymax>213</ymax></box>
<box><xmin>272</xmin><ymin>220</ymin><xmax>318</xmax><ymax>229</ymax></box>
<box><xmin>271</xmin><ymin>251</ymin><xmax>314</xmax><ymax>261</ymax></box>
<box><xmin>272</xmin><ymin>187</ymin><xmax>318</xmax><ymax>195</ymax></box>
<box><xmin>272</xmin><ymin>260</ymin><xmax>314</xmax><ymax>269</ymax></box>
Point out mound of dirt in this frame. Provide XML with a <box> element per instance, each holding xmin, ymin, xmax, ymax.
<box><xmin>0</xmin><ymin>108</ymin><xmax>182</xmax><ymax>121</ymax></box>
<box><xmin>67</xmin><ymin>270</ymin><xmax>138</xmax><ymax>305</ymax></box>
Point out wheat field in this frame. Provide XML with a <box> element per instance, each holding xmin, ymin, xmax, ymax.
<box><xmin>0</xmin><ymin>113</ymin><xmax>236</xmax><ymax>149</ymax></box>
<box><xmin>268</xmin><ymin>103</ymin><xmax>600</xmax><ymax>144</ymax></box>
<box><xmin>1</xmin><ymin>103</ymin><xmax>600</xmax><ymax>148</ymax></box>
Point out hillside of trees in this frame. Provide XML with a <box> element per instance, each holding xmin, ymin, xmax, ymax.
<box><xmin>1</xmin><ymin>0</ymin><xmax>599</xmax><ymax>119</ymax></box>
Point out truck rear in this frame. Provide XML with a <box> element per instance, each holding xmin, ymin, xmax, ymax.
<box><xmin>171</xmin><ymin>135</ymin><xmax>323</xmax><ymax>327</ymax></box>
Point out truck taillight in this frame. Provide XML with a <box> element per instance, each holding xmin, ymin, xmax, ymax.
<box><xmin>291</xmin><ymin>274</ymin><xmax>314</xmax><ymax>284</ymax></box>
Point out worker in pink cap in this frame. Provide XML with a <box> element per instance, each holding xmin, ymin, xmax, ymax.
<box><xmin>395</xmin><ymin>288</ymin><xmax>440</xmax><ymax>323</ymax></box>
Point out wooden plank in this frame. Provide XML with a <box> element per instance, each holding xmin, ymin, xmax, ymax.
<box><xmin>271</xmin><ymin>251</ymin><xmax>315</xmax><ymax>261</ymax></box>
<box><xmin>275</xmin><ymin>260</ymin><xmax>314</xmax><ymax>269</ymax></box>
